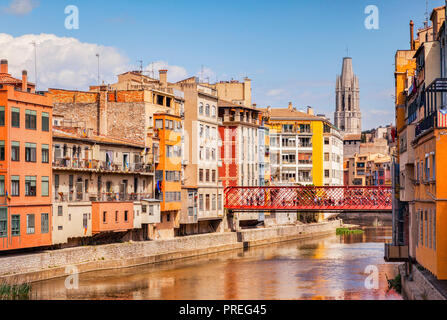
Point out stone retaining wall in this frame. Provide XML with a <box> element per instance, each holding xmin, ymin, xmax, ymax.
<box><xmin>0</xmin><ymin>221</ymin><xmax>342</xmax><ymax>283</ymax></box>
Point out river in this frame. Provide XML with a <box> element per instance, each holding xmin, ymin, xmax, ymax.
<box><xmin>31</xmin><ymin>224</ymin><xmax>402</xmax><ymax>300</ymax></box>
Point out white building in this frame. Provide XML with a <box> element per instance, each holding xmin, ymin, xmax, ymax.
<box><xmin>323</xmin><ymin>122</ymin><xmax>344</xmax><ymax>186</ymax></box>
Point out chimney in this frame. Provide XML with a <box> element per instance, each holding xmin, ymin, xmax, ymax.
<box><xmin>159</xmin><ymin>69</ymin><xmax>167</xmax><ymax>87</ymax></box>
<box><xmin>410</xmin><ymin>20</ymin><xmax>415</xmax><ymax>50</ymax></box>
<box><xmin>0</xmin><ymin>59</ymin><xmax>8</xmax><ymax>74</ymax></box>
<box><xmin>288</xmin><ymin>102</ymin><xmax>293</xmax><ymax>111</ymax></box>
<box><xmin>307</xmin><ymin>106</ymin><xmax>314</xmax><ymax>115</ymax></box>
<box><xmin>22</xmin><ymin>70</ymin><xmax>28</xmax><ymax>92</ymax></box>
<box><xmin>98</xmin><ymin>85</ymin><xmax>108</xmax><ymax>136</ymax></box>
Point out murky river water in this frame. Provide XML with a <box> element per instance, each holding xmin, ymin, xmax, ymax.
<box><xmin>31</xmin><ymin>224</ymin><xmax>402</xmax><ymax>300</ymax></box>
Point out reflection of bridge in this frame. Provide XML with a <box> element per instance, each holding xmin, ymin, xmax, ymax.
<box><xmin>224</xmin><ymin>186</ymin><xmax>392</xmax><ymax>212</ymax></box>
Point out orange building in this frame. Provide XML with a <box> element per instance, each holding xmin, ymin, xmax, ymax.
<box><xmin>91</xmin><ymin>202</ymin><xmax>134</xmax><ymax>234</ymax></box>
<box><xmin>154</xmin><ymin>113</ymin><xmax>182</xmax><ymax>238</ymax></box>
<box><xmin>0</xmin><ymin>59</ymin><xmax>53</xmax><ymax>251</ymax></box>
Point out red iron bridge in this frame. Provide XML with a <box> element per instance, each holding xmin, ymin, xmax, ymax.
<box><xmin>224</xmin><ymin>186</ymin><xmax>392</xmax><ymax>212</ymax></box>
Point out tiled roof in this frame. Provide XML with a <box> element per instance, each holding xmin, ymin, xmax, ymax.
<box><xmin>266</xmin><ymin>107</ymin><xmax>323</xmax><ymax>120</ymax></box>
<box><xmin>53</xmin><ymin>128</ymin><xmax>145</xmax><ymax>148</ymax></box>
<box><xmin>343</xmin><ymin>133</ymin><xmax>362</xmax><ymax>141</ymax></box>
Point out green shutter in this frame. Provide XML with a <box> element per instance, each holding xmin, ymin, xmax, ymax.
<box><xmin>25</xmin><ymin>143</ymin><xmax>36</xmax><ymax>148</ymax></box>
<box><xmin>42</xmin><ymin>112</ymin><xmax>49</xmax><ymax>118</ymax></box>
<box><xmin>42</xmin><ymin>144</ymin><xmax>49</xmax><ymax>150</ymax></box>
<box><xmin>0</xmin><ymin>141</ymin><xmax>4</xmax><ymax>146</ymax></box>
<box><xmin>11</xmin><ymin>176</ymin><xmax>19</xmax><ymax>181</ymax></box>
<box><xmin>11</xmin><ymin>141</ymin><xmax>19</xmax><ymax>147</ymax></box>
<box><xmin>11</xmin><ymin>107</ymin><xmax>19</xmax><ymax>113</ymax></box>
<box><xmin>25</xmin><ymin>110</ymin><xmax>37</xmax><ymax>116</ymax></box>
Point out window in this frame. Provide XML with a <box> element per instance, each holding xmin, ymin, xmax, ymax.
<box><xmin>155</xmin><ymin>119</ymin><xmax>163</xmax><ymax>129</ymax></box>
<box><xmin>432</xmin><ymin>154</ymin><xmax>436</xmax><ymax>181</ymax></box>
<box><xmin>115</xmin><ymin>211</ymin><xmax>119</xmax><ymax>222</ymax></box>
<box><xmin>103</xmin><ymin>211</ymin><xmax>107</xmax><ymax>223</ymax></box>
<box><xmin>26</xmin><ymin>214</ymin><xmax>35</xmax><ymax>234</ymax></box>
<box><xmin>325</xmin><ymin>170</ymin><xmax>330</xmax><ymax>178</ymax></box>
<box><xmin>199</xmin><ymin>169</ymin><xmax>203</xmax><ymax>182</ymax></box>
<box><xmin>0</xmin><ymin>141</ymin><xmax>4</xmax><ymax>161</ymax></box>
<box><xmin>42</xmin><ymin>144</ymin><xmax>49</xmax><ymax>163</ymax></box>
<box><xmin>324</xmin><ymin>153</ymin><xmax>330</xmax><ymax>161</ymax></box>
<box><xmin>11</xmin><ymin>215</ymin><xmax>20</xmax><ymax>236</ymax></box>
<box><xmin>124</xmin><ymin>211</ymin><xmax>128</xmax><ymax>222</ymax></box>
<box><xmin>212</xmin><ymin>105</ymin><xmax>216</xmax><ymax>117</ymax></box>
<box><xmin>199</xmin><ymin>103</ymin><xmax>204</xmax><ymax>115</ymax></box>
<box><xmin>212</xmin><ymin>170</ymin><xmax>216</xmax><ymax>182</ymax></box>
<box><xmin>212</xmin><ymin>194</ymin><xmax>216</xmax><ymax>210</ymax></box>
<box><xmin>11</xmin><ymin>108</ymin><xmax>20</xmax><ymax>128</ymax></box>
<box><xmin>205</xmin><ymin>104</ymin><xmax>210</xmax><ymax>116</ymax></box>
<box><xmin>11</xmin><ymin>176</ymin><xmax>19</xmax><ymax>196</ymax></box>
<box><xmin>206</xmin><ymin>169</ymin><xmax>210</xmax><ymax>182</ymax></box>
<box><xmin>166</xmin><ymin>213</ymin><xmax>170</xmax><ymax>222</ymax></box>
<box><xmin>218</xmin><ymin>194</ymin><xmax>222</xmax><ymax>210</ymax></box>
<box><xmin>25</xmin><ymin>176</ymin><xmax>36</xmax><ymax>196</ymax></box>
<box><xmin>25</xmin><ymin>110</ymin><xmax>37</xmax><ymax>130</ymax></box>
<box><xmin>83</xmin><ymin>214</ymin><xmax>88</xmax><ymax>230</ymax></box>
<box><xmin>0</xmin><ymin>208</ymin><xmax>6</xmax><ymax>237</ymax></box>
<box><xmin>0</xmin><ymin>106</ymin><xmax>4</xmax><ymax>126</ymax></box>
<box><xmin>41</xmin><ymin>176</ymin><xmax>49</xmax><ymax>196</ymax></box>
<box><xmin>205</xmin><ymin>194</ymin><xmax>210</xmax><ymax>211</ymax></box>
<box><xmin>58</xmin><ymin>206</ymin><xmax>63</xmax><ymax>216</ymax></box>
<box><xmin>0</xmin><ymin>175</ymin><xmax>4</xmax><ymax>197</ymax></box>
<box><xmin>199</xmin><ymin>194</ymin><xmax>203</xmax><ymax>211</ymax></box>
<box><xmin>41</xmin><ymin>213</ymin><xmax>49</xmax><ymax>234</ymax></box>
<box><xmin>42</xmin><ymin>112</ymin><xmax>49</xmax><ymax>132</ymax></box>
<box><xmin>11</xmin><ymin>141</ymin><xmax>19</xmax><ymax>161</ymax></box>
<box><xmin>25</xmin><ymin>143</ymin><xmax>36</xmax><ymax>162</ymax></box>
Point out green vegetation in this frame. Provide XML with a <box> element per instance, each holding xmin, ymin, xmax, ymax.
<box><xmin>336</xmin><ymin>228</ymin><xmax>364</xmax><ymax>235</ymax></box>
<box><xmin>0</xmin><ymin>282</ymin><xmax>32</xmax><ymax>300</ymax></box>
<box><xmin>386</xmin><ymin>274</ymin><xmax>402</xmax><ymax>294</ymax></box>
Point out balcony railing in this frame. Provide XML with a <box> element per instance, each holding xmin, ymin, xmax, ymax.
<box><xmin>55</xmin><ymin>192</ymin><xmax>154</xmax><ymax>203</ymax></box>
<box><xmin>415</xmin><ymin>112</ymin><xmax>436</xmax><ymax>138</ymax></box>
<box><xmin>53</xmin><ymin>158</ymin><xmax>154</xmax><ymax>174</ymax></box>
<box><xmin>298</xmin><ymin>160</ymin><xmax>313</xmax><ymax>165</ymax></box>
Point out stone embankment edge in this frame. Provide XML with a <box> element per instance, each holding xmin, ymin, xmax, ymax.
<box><xmin>0</xmin><ymin>220</ymin><xmax>342</xmax><ymax>284</ymax></box>
<box><xmin>399</xmin><ymin>264</ymin><xmax>446</xmax><ymax>300</ymax></box>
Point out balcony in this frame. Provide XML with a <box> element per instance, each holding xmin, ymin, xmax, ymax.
<box><xmin>415</xmin><ymin>112</ymin><xmax>436</xmax><ymax>138</ymax></box>
<box><xmin>53</xmin><ymin>158</ymin><xmax>154</xmax><ymax>174</ymax></box>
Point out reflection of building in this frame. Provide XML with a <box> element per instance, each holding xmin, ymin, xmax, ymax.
<box><xmin>0</xmin><ymin>60</ymin><xmax>53</xmax><ymax>251</ymax></box>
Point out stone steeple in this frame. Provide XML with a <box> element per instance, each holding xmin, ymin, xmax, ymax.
<box><xmin>334</xmin><ymin>57</ymin><xmax>362</xmax><ymax>135</ymax></box>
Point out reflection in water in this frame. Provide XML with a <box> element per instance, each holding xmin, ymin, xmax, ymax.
<box><xmin>32</xmin><ymin>226</ymin><xmax>402</xmax><ymax>300</ymax></box>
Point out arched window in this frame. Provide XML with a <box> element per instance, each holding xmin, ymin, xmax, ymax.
<box><xmin>211</xmin><ymin>105</ymin><xmax>216</xmax><ymax>117</ymax></box>
<box><xmin>206</xmin><ymin>104</ymin><xmax>210</xmax><ymax>116</ymax></box>
<box><xmin>199</xmin><ymin>103</ymin><xmax>203</xmax><ymax>115</ymax></box>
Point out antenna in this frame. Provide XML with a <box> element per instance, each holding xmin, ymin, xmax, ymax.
<box><xmin>424</xmin><ymin>0</ymin><xmax>429</xmax><ymax>27</ymax></box>
<box><xmin>31</xmin><ymin>41</ymin><xmax>38</xmax><ymax>90</ymax></box>
<box><xmin>138</xmin><ymin>60</ymin><xmax>143</xmax><ymax>73</ymax></box>
<box><xmin>346</xmin><ymin>45</ymin><xmax>349</xmax><ymax>57</ymax></box>
<box><xmin>96</xmin><ymin>54</ymin><xmax>100</xmax><ymax>86</ymax></box>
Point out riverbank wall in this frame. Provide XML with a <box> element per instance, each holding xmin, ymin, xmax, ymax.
<box><xmin>0</xmin><ymin>220</ymin><xmax>342</xmax><ymax>284</ymax></box>
<box><xmin>399</xmin><ymin>264</ymin><xmax>447</xmax><ymax>300</ymax></box>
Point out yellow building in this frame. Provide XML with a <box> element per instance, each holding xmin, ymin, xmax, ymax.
<box><xmin>262</xmin><ymin>103</ymin><xmax>325</xmax><ymax>186</ymax></box>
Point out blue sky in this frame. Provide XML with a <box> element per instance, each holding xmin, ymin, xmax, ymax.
<box><xmin>0</xmin><ymin>0</ymin><xmax>445</xmax><ymax>130</ymax></box>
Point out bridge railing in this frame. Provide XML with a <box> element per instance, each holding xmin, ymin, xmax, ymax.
<box><xmin>224</xmin><ymin>186</ymin><xmax>392</xmax><ymax>211</ymax></box>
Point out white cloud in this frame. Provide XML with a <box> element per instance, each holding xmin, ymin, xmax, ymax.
<box><xmin>0</xmin><ymin>33</ymin><xmax>129</xmax><ymax>90</ymax></box>
<box><xmin>266</xmin><ymin>88</ymin><xmax>286</xmax><ymax>97</ymax></box>
<box><xmin>145</xmin><ymin>61</ymin><xmax>188</xmax><ymax>83</ymax></box>
<box><xmin>3</xmin><ymin>0</ymin><xmax>38</xmax><ymax>16</ymax></box>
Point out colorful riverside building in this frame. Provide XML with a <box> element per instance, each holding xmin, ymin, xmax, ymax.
<box><xmin>153</xmin><ymin>113</ymin><xmax>182</xmax><ymax>238</ymax></box>
<box><xmin>388</xmin><ymin>6</ymin><xmax>447</xmax><ymax>280</ymax></box>
<box><xmin>0</xmin><ymin>59</ymin><xmax>53</xmax><ymax>251</ymax></box>
<box><xmin>49</xmin><ymin>77</ymin><xmax>183</xmax><ymax>239</ymax></box>
<box><xmin>261</xmin><ymin>103</ymin><xmax>325</xmax><ymax>186</ymax></box>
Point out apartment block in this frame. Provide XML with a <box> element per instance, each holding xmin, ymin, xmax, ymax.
<box><xmin>0</xmin><ymin>60</ymin><xmax>53</xmax><ymax>251</ymax></box>
<box><xmin>171</xmin><ymin>77</ymin><xmax>224</xmax><ymax>235</ymax></box>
